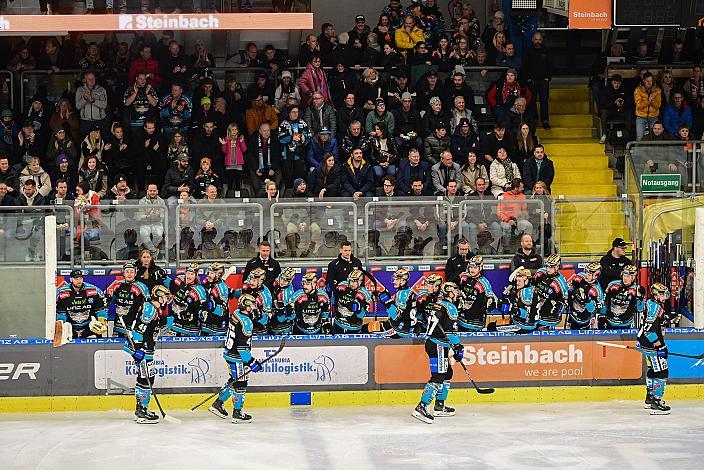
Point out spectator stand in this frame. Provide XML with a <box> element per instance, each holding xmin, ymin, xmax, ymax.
<box><xmin>0</xmin><ymin>205</ymin><xmax>73</xmax><ymax>264</ymax></box>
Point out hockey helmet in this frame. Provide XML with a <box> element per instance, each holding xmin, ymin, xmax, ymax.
<box><xmin>301</xmin><ymin>272</ymin><xmax>318</xmax><ymax>285</ymax></box>
<box><xmin>152</xmin><ymin>285</ymin><xmax>170</xmax><ymax>300</ymax></box>
<box><xmin>650</xmin><ymin>283</ymin><xmax>670</xmax><ymax>299</ymax></box>
<box><xmin>122</xmin><ymin>261</ymin><xmax>136</xmax><ymax>271</ymax></box>
<box><xmin>185</xmin><ymin>263</ymin><xmax>200</xmax><ymax>274</ymax></box>
<box><xmin>279</xmin><ymin>267</ymin><xmax>296</xmax><ymax>283</ymax></box>
<box><xmin>468</xmin><ymin>255</ymin><xmax>484</xmax><ymax>268</ymax></box>
<box><xmin>544</xmin><ymin>254</ymin><xmax>561</xmax><ymax>268</ymax></box>
<box><xmin>207</xmin><ymin>262</ymin><xmax>225</xmax><ymax>273</ymax></box>
<box><xmin>441</xmin><ymin>282</ymin><xmax>458</xmax><ymax>296</ymax></box>
<box><xmin>393</xmin><ymin>267</ymin><xmax>410</xmax><ymax>282</ymax></box>
<box><xmin>238</xmin><ymin>293</ymin><xmax>259</xmax><ymax>314</ymax></box>
<box><xmin>584</xmin><ymin>262</ymin><xmax>601</xmax><ymax>275</ymax></box>
<box><xmin>348</xmin><ymin>269</ymin><xmax>364</xmax><ymax>283</ymax></box>
<box><xmin>622</xmin><ymin>265</ymin><xmax>637</xmax><ymax>277</ymax></box>
<box><xmin>425</xmin><ymin>273</ymin><xmax>443</xmax><ymax>287</ymax></box>
<box><xmin>248</xmin><ymin>268</ymin><xmax>266</xmax><ymax>281</ymax></box>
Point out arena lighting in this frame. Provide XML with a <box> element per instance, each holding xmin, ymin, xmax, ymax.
<box><xmin>0</xmin><ymin>13</ymin><xmax>313</xmax><ymax>32</ymax></box>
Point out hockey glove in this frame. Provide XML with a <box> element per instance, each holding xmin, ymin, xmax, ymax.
<box><xmin>247</xmin><ymin>358</ymin><xmax>263</xmax><ymax>373</ymax></box>
<box><xmin>321</xmin><ymin>321</ymin><xmax>333</xmax><ymax>335</ymax></box>
<box><xmin>132</xmin><ymin>349</ymin><xmax>145</xmax><ymax>362</ymax></box>
<box><xmin>656</xmin><ymin>348</ymin><xmax>668</xmax><ymax>358</ymax></box>
<box><xmin>377</xmin><ymin>290</ymin><xmax>391</xmax><ymax>304</ymax></box>
<box><xmin>452</xmin><ymin>344</ymin><xmax>464</xmax><ymax>362</ymax></box>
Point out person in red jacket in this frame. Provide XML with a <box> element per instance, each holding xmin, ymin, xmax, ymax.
<box><xmin>128</xmin><ymin>45</ymin><xmax>161</xmax><ymax>90</ymax></box>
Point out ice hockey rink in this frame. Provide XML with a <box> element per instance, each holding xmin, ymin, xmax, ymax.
<box><xmin>2</xmin><ymin>401</ymin><xmax>704</xmax><ymax>469</ymax></box>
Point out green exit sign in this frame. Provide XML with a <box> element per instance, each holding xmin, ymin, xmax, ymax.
<box><xmin>640</xmin><ymin>174</ymin><xmax>681</xmax><ymax>193</ymax></box>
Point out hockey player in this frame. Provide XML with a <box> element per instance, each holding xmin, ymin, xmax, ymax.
<box><xmin>292</xmin><ymin>273</ymin><xmax>331</xmax><ymax>335</ymax></box>
<box><xmin>637</xmin><ymin>283</ymin><xmax>671</xmax><ymax>415</ymax></box>
<box><xmin>415</xmin><ymin>273</ymin><xmax>444</xmax><ymax>333</ymax></box>
<box><xmin>494</xmin><ymin>267</ymin><xmax>540</xmax><ymax>333</ymax></box>
<box><xmin>412</xmin><ymin>282</ymin><xmax>464</xmax><ymax>424</ymax></box>
<box><xmin>601</xmin><ymin>264</ymin><xmax>644</xmax><ymax>330</ymax></box>
<box><xmin>56</xmin><ymin>269</ymin><xmax>108</xmax><ymax>339</ymax></box>
<box><xmin>124</xmin><ymin>285</ymin><xmax>172</xmax><ymax>424</ymax></box>
<box><xmin>377</xmin><ymin>268</ymin><xmax>417</xmax><ymax>338</ymax></box>
<box><xmin>269</xmin><ymin>267</ymin><xmax>297</xmax><ymax>335</ymax></box>
<box><xmin>566</xmin><ymin>262</ymin><xmax>605</xmax><ymax>330</ymax></box>
<box><xmin>457</xmin><ymin>256</ymin><xmax>497</xmax><ymax>332</ymax></box>
<box><xmin>110</xmin><ymin>261</ymin><xmax>150</xmax><ymax>337</ymax></box>
<box><xmin>200</xmin><ymin>262</ymin><xmax>231</xmax><ymax>336</ymax></box>
<box><xmin>169</xmin><ymin>263</ymin><xmax>208</xmax><ymax>336</ymax></box>
<box><xmin>532</xmin><ymin>254</ymin><xmax>569</xmax><ymax>328</ymax></box>
<box><xmin>208</xmin><ymin>294</ymin><xmax>264</xmax><ymax>423</ymax></box>
<box><xmin>234</xmin><ymin>268</ymin><xmax>272</xmax><ymax>336</ymax></box>
<box><xmin>331</xmin><ymin>269</ymin><xmax>372</xmax><ymax>334</ymax></box>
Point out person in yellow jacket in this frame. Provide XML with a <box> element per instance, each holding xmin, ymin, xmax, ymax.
<box><xmin>394</xmin><ymin>16</ymin><xmax>425</xmax><ymax>57</ymax></box>
<box><xmin>634</xmin><ymin>71</ymin><xmax>662</xmax><ymax>140</ymax></box>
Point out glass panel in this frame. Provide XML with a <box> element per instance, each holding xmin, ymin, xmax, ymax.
<box><xmin>0</xmin><ymin>206</ymin><xmax>72</xmax><ymax>264</ymax></box>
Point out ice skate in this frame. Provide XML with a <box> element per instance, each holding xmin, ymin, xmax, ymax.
<box><xmin>135</xmin><ymin>404</ymin><xmax>159</xmax><ymax>424</ymax></box>
<box><xmin>231</xmin><ymin>409</ymin><xmax>252</xmax><ymax>423</ymax></box>
<box><xmin>644</xmin><ymin>390</ymin><xmax>653</xmax><ymax>409</ymax></box>
<box><xmin>650</xmin><ymin>398</ymin><xmax>671</xmax><ymax>415</ymax></box>
<box><xmin>208</xmin><ymin>399</ymin><xmax>228</xmax><ymax>419</ymax></box>
<box><xmin>411</xmin><ymin>402</ymin><xmax>434</xmax><ymax>424</ymax></box>
<box><xmin>433</xmin><ymin>400</ymin><xmax>456</xmax><ymax>417</ymax></box>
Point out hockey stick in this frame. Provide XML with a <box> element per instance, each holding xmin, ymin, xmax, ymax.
<box><xmin>190</xmin><ymin>336</ymin><xmax>287</xmax><ymax>412</ymax></box>
<box><xmin>596</xmin><ymin>341</ymin><xmax>704</xmax><ymax>360</ymax></box>
<box><xmin>116</xmin><ymin>315</ymin><xmax>181</xmax><ymax>424</ymax></box>
<box><xmin>434</xmin><ymin>322</ymin><xmax>495</xmax><ymax>394</ymax></box>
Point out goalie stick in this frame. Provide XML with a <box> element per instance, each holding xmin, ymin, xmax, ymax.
<box><xmin>190</xmin><ymin>336</ymin><xmax>287</xmax><ymax>411</ymax></box>
<box><xmin>597</xmin><ymin>341</ymin><xmax>704</xmax><ymax>360</ymax></box>
<box><xmin>433</xmin><ymin>321</ymin><xmax>495</xmax><ymax>394</ymax></box>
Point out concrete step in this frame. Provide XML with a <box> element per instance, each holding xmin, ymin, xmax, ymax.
<box><xmin>559</xmin><ymin>241</ymin><xmax>623</xmax><ymax>255</ymax></box>
<box><xmin>551</xmin><ymin>184</ymin><xmax>617</xmax><ymax>197</ymax></box>
<box><xmin>550</xmin><ymin>101</ymin><xmax>590</xmax><ymax>114</ymax></box>
<box><xmin>554</xmin><ymin>201</ymin><xmax>629</xmax><ymax>213</ymax></box>
<box><xmin>543</xmin><ymin>141</ymin><xmax>605</xmax><ymax>155</ymax></box>
<box><xmin>557</xmin><ymin>169</ymin><xmax>614</xmax><ymax>184</ymax></box>
<box><xmin>551</xmin><ymin>157</ymin><xmax>609</xmax><ymax>170</ymax></box>
<box><xmin>555</xmin><ymin>213</ymin><xmax>629</xmax><ymax>226</ymax></box>
<box><xmin>537</xmin><ymin>127</ymin><xmax>595</xmax><ymax>139</ymax></box>
<box><xmin>556</xmin><ymin>229</ymin><xmax>630</xmax><ymax>245</ymax></box>
<box><xmin>548</xmin><ymin>114</ymin><xmax>594</xmax><ymax>127</ymax></box>
<box><xmin>549</xmin><ymin>87</ymin><xmax>590</xmax><ymax>101</ymax></box>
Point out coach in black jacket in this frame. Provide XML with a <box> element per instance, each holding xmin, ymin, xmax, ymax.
<box><xmin>445</xmin><ymin>239</ymin><xmax>472</xmax><ymax>283</ymax></box>
<box><xmin>243</xmin><ymin>240</ymin><xmax>281</xmax><ymax>289</ymax></box>
<box><xmin>325</xmin><ymin>241</ymin><xmax>363</xmax><ymax>291</ymax></box>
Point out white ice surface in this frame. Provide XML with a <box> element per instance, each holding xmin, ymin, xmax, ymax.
<box><xmin>2</xmin><ymin>401</ymin><xmax>704</xmax><ymax>470</ymax></box>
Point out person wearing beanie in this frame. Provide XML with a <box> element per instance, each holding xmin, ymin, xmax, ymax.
<box><xmin>292</xmin><ymin>177</ymin><xmax>311</xmax><ymax>197</ymax></box>
<box><xmin>487</xmin><ymin>68</ymin><xmax>532</xmax><ymax>122</ymax></box>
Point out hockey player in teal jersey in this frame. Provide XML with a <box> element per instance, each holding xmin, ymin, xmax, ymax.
<box><xmin>377</xmin><ymin>268</ymin><xmax>418</xmax><ymax>338</ymax></box>
<box><xmin>532</xmin><ymin>254</ymin><xmax>569</xmax><ymax>328</ymax></box>
<box><xmin>200</xmin><ymin>262</ymin><xmax>230</xmax><ymax>336</ymax></box>
<box><xmin>566</xmin><ymin>262</ymin><xmax>605</xmax><ymax>330</ymax></box>
<box><xmin>169</xmin><ymin>263</ymin><xmax>208</xmax><ymax>336</ymax></box>
<box><xmin>111</xmin><ymin>262</ymin><xmax>151</xmax><ymax>337</ymax></box>
<box><xmin>269</xmin><ymin>267</ymin><xmax>297</xmax><ymax>335</ymax></box>
<box><xmin>415</xmin><ymin>273</ymin><xmax>444</xmax><ymax>333</ymax></box>
<box><xmin>233</xmin><ymin>268</ymin><xmax>273</xmax><ymax>335</ymax></box>
<box><xmin>457</xmin><ymin>256</ymin><xmax>497</xmax><ymax>331</ymax></box>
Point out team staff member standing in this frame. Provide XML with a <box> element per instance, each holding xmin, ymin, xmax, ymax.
<box><xmin>243</xmin><ymin>241</ymin><xmax>281</xmax><ymax>290</ymax></box>
<box><xmin>444</xmin><ymin>238</ymin><xmax>471</xmax><ymax>283</ymax></box>
<box><xmin>599</xmin><ymin>237</ymin><xmax>632</xmax><ymax>290</ymax></box>
<box><xmin>326</xmin><ymin>241</ymin><xmax>363</xmax><ymax>292</ymax></box>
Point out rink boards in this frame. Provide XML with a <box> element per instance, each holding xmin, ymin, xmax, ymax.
<box><xmin>1</xmin><ymin>330</ymin><xmax>704</xmax><ymax>412</ymax></box>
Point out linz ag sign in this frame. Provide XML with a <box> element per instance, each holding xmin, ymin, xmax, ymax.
<box><xmin>640</xmin><ymin>174</ymin><xmax>680</xmax><ymax>193</ymax></box>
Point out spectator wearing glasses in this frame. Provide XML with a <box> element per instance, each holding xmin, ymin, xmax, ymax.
<box><xmin>303</xmin><ymin>91</ymin><xmax>337</xmax><ymax>136</ymax></box>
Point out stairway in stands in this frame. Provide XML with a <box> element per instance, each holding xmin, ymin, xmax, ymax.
<box><xmin>536</xmin><ymin>84</ymin><xmax>630</xmax><ymax>257</ymax></box>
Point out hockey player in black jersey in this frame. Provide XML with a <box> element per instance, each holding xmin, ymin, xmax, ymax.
<box><xmin>110</xmin><ymin>262</ymin><xmax>150</xmax><ymax>337</ymax></box>
<box><xmin>601</xmin><ymin>264</ymin><xmax>644</xmax><ymax>329</ymax></box>
<box><xmin>269</xmin><ymin>267</ymin><xmax>297</xmax><ymax>335</ymax></box>
<box><xmin>566</xmin><ymin>262</ymin><xmax>604</xmax><ymax>330</ymax></box>
<box><xmin>532</xmin><ymin>254</ymin><xmax>569</xmax><ymax>328</ymax></box>
<box><xmin>56</xmin><ymin>269</ymin><xmax>108</xmax><ymax>339</ymax></box>
<box><xmin>292</xmin><ymin>273</ymin><xmax>331</xmax><ymax>335</ymax></box>
<box><xmin>457</xmin><ymin>256</ymin><xmax>497</xmax><ymax>331</ymax></box>
<box><xmin>331</xmin><ymin>269</ymin><xmax>372</xmax><ymax>334</ymax></box>
<box><xmin>234</xmin><ymin>268</ymin><xmax>273</xmax><ymax>336</ymax></box>
<box><xmin>169</xmin><ymin>263</ymin><xmax>208</xmax><ymax>336</ymax></box>
<box><xmin>200</xmin><ymin>262</ymin><xmax>230</xmax><ymax>336</ymax></box>
<box><xmin>637</xmin><ymin>283</ymin><xmax>672</xmax><ymax>415</ymax></box>
<box><xmin>415</xmin><ymin>273</ymin><xmax>444</xmax><ymax>333</ymax></box>
<box><xmin>208</xmin><ymin>294</ymin><xmax>264</xmax><ymax>423</ymax></box>
<box><xmin>377</xmin><ymin>268</ymin><xmax>417</xmax><ymax>338</ymax></box>
<box><xmin>124</xmin><ymin>285</ymin><xmax>172</xmax><ymax>424</ymax></box>
<box><xmin>412</xmin><ymin>282</ymin><xmax>463</xmax><ymax>424</ymax></box>
<box><xmin>493</xmin><ymin>267</ymin><xmax>540</xmax><ymax>333</ymax></box>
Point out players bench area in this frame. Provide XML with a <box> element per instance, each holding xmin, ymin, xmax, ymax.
<box><xmin>1</xmin><ymin>262</ymin><xmax>703</xmax><ymax>413</ymax></box>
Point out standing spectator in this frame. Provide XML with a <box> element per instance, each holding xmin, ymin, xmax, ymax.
<box><xmin>104</xmin><ymin>123</ymin><xmax>134</xmax><ymax>186</ymax></box>
<box><xmin>341</xmin><ymin>147</ymin><xmax>375</xmax><ymax>199</ymax></box>
<box><xmin>278</xmin><ymin>106</ymin><xmax>311</xmax><ymax>189</ymax></box>
<box><xmin>598</xmin><ymin>74</ymin><xmax>633</xmax><ymax>144</ymax></box>
<box><xmin>246</xmin><ymin>93</ymin><xmax>278</xmax><ymax>137</ymax></box>
<box><xmin>683</xmin><ymin>66</ymin><xmax>704</xmax><ymax>107</ymax></box>
<box><xmin>137</xmin><ymin>183</ymin><xmax>166</xmax><ymax>254</ymax></box>
<box><xmin>76</xmin><ymin>71</ymin><xmax>108</xmax><ymax>137</ymax></box>
<box><xmin>394</xmin><ymin>15</ymin><xmax>425</xmax><ymax>57</ymax></box>
<box><xmin>336</xmin><ymin>93</ymin><xmax>365</xmax><ymax>141</ymax></box>
<box><xmin>162</xmin><ymin>154</ymin><xmax>195</xmax><ymax>204</ymax></box>
<box><xmin>497</xmin><ymin>42</ymin><xmax>519</xmax><ymax>69</ymax></box>
<box><xmin>128</xmin><ymin>45</ymin><xmax>161</xmax><ymax>90</ymax></box>
<box><xmin>392</xmin><ymin>92</ymin><xmax>423</xmax><ymax>156</ymax></box>
<box><xmin>298</xmin><ymin>56</ymin><xmax>331</xmax><ymax>108</ymax></box>
<box><xmin>166</xmin><ymin>130</ymin><xmax>189</xmax><ymax>165</ymax></box>
<box><xmin>308</xmin><ymin>153</ymin><xmax>341</xmax><ymax>198</ymax></box>
<box><xmin>460</xmin><ymin>152</ymin><xmax>488</xmax><ymax>195</ymax></box>
<box><xmin>246</xmin><ymin>122</ymin><xmax>282</xmax><ymax>193</ymax></box>
<box><xmin>465</xmin><ymin>177</ymin><xmax>502</xmax><ymax>254</ymax></box>
<box><xmin>397</xmin><ymin>147</ymin><xmax>431</xmax><ymax>195</ymax></box>
<box><xmin>123</xmin><ymin>72</ymin><xmax>159</xmax><ymax>129</ymax></box>
<box><xmin>134</xmin><ymin>248</ymin><xmax>169</xmax><ymax>292</ymax></box>
<box><xmin>133</xmin><ymin>119</ymin><xmax>165</xmax><ymax>191</ymax></box>
<box><xmin>220</xmin><ymin>123</ymin><xmax>247</xmax><ymax>196</ymax></box>
<box><xmin>599</xmin><ymin>238</ymin><xmax>632</xmax><ymax>290</ymax></box>
<box><xmin>521</xmin><ymin>32</ymin><xmax>553</xmax><ymax>129</ymax></box>
<box><xmin>303</xmin><ymin>91</ymin><xmax>337</xmax><ymax>136</ymax></box>
<box><xmin>514</xmin><ymin>122</ymin><xmax>539</xmax><ymax>168</ymax></box>
<box><xmin>522</xmin><ymin>144</ymin><xmax>554</xmax><ymax>193</ymax></box>
<box><xmin>386</xmin><ymin>72</ymin><xmax>413</xmax><ymax>111</ymax></box>
<box><xmin>160</xmin><ymin>83</ymin><xmax>192</xmax><ymax>135</ymax></box>
<box><xmin>15</xmin><ymin>121</ymin><xmax>47</xmax><ymax>167</ymax></box>
<box><xmin>243</xmin><ymin>240</ymin><xmax>282</xmax><ymax>290</ymax></box>
<box><xmin>445</xmin><ymin>238</ymin><xmax>472</xmax><ymax>283</ymax></box>
<box><xmin>415</xmin><ymin>70</ymin><xmax>446</xmax><ymax>112</ymax></box>
<box><xmin>663</xmin><ymin>90</ymin><xmax>693</xmax><ymax>136</ymax></box>
<box><xmin>489</xmin><ymin>148</ymin><xmax>520</xmax><ymax>197</ymax></box>
<box><xmin>190</xmin><ymin>120</ymin><xmax>222</xmax><ymax>172</ymax></box>
<box><xmin>349</xmin><ymin>14</ymin><xmax>371</xmax><ymax>53</ymax></box>
<box><xmin>159</xmin><ymin>40</ymin><xmax>190</xmax><ymax>93</ymax></box>
<box><xmin>193</xmin><ymin>158</ymin><xmax>221</xmax><ymax>199</ymax></box>
<box><xmin>329</xmin><ymin>63</ymin><xmax>359</xmax><ymax>107</ymax></box>
<box><xmin>325</xmin><ymin>240</ymin><xmax>363</xmax><ymax>292</ymax></box>
<box><xmin>299</xmin><ymin>34</ymin><xmax>321</xmax><ymax>67</ymax></box>
<box><xmin>274</xmin><ymin>71</ymin><xmax>302</xmax><ymax>114</ymax></box>
<box><xmin>383</xmin><ymin>0</ymin><xmax>407</xmax><ymax>29</ymax></box>
<box><xmin>450</xmin><ymin>117</ymin><xmax>481</xmax><ymax>164</ymax></box>
<box><xmin>634</xmin><ymin>72</ymin><xmax>662</xmax><ymax>140</ymax></box>
<box><xmin>510</xmin><ymin>234</ymin><xmax>543</xmax><ymax>273</ymax></box>
<box><xmin>431</xmin><ymin>150</ymin><xmax>463</xmax><ymax>195</ymax></box>
<box><xmin>307</xmin><ymin>128</ymin><xmax>338</xmax><ymax>170</ymax></box>
<box><xmin>497</xmin><ymin>178</ymin><xmax>533</xmax><ymax>253</ymax></box>
<box><xmin>423</xmin><ymin>123</ymin><xmax>451</xmax><ymax>165</ymax></box>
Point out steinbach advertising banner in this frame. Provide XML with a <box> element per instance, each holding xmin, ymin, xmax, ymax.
<box><xmin>568</xmin><ymin>0</ymin><xmax>612</xmax><ymax>29</ymax></box>
<box><xmin>374</xmin><ymin>340</ymin><xmax>643</xmax><ymax>384</ymax></box>
<box><xmin>94</xmin><ymin>345</ymin><xmax>369</xmax><ymax>390</ymax></box>
<box><xmin>0</xmin><ymin>13</ymin><xmax>313</xmax><ymax>32</ymax></box>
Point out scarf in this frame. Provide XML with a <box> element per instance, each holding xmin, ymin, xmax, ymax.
<box><xmin>501</xmin><ymin>80</ymin><xmax>520</xmax><ymax>104</ymax></box>
<box><xmin>500</xmin><ymin>158</ymin><xmax>514</xmax><ymax>181</ymax></box>
<box><xmin>258</xmin><ymin>137</ymin><xmax>271</xmax><ymax>170</ymax></box>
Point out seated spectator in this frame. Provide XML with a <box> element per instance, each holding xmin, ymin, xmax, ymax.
<box><xmin>190</xmin><ymin>120</ymin><xmax>222</xmax><ymax>171</ymax></box>
<box><xmin>497</xmin><ymin>41</ymin><xmax>519</xmax><ymax>68</ymax></box>
<box><xmin>17</xmin><ymin>156</ymin><xmax>52</xmax><ymax>198</ymax></box>
<box><xmin>392</xmin><ymin>91</ymin><xmax>423</xmax><ymax>156</ymax></box>
<box><xmin>79</xmin><ymin>125</ymin><xmax>109</xmax><ymax>169</ymax></box>
<box><xmin>36</xmin><ymin>38</ymin><xmax>70</xmax><ymax>75</ymax></box>
<box><xmin>629</xmin><ymin>42</ymin><xmax>656</xmax><ymax>65</ymax></box>
<box><xmin>246</xmin><ymin>72</ymin><xmax>275</xmax><ymax>105</ymax></box>
<box><xmin>274</xmin><ymin>71</ymin><xmax>302</xmax><ymax>114</ymax></box>
<box><xmin>163</xmin><ymin>154</ymin><xmax>195</xmax><ymax>205</ymax></box>
<box><xmin>394</xmin><ymin>15</ymin><xmax>425</xmax><ymax>57</ymax></box>
<box><xmin>78</xmin><ymin>155</ymin><xmax>108</xmax><ymax>199</ymax></box>
<box><xmin>138</xmin><ymin>183</ymin><xmax>166</xmax><ymax>254</ymax></box>
<box><xmin>298</xmin><ymin>55</ymin><xmax>331</xmax><ymax>108</ymax></box>
<box><xmin>423</xmin><ymin>123</ymin><xmax>451</xmax><ymax>165</ymax></box>
<box><xmin>415</xmin><ymin>70</ymin><xmax>446</xmax><ymax>112</ymax></box>
<box><xmin>634</xmin><ymin>72</ymin><xmax>661</xmax><ymax>140</ymax></box>
<box><xmin>663</xmin><ymin>90</ymin><xmax>693</xmax><ymax>136</ymax></box>
<box><xmin>445</xmin><ymin>69</ymin><xmax>475</xmax><ymax>111</ymax></box>
<box><xmin>308</xmin><ymin>153</ymin><xmax>341</xmax><ymax>198</ymax></box>
<box><xmin>246</xmin><ymin>122</ymin><xmax>282</xmax><ymax>193</ymax></box>
<box><xmin>341</xmin><ymin>147</ymin><xmax>375</xmax><ymax>199</ymax></box>
<box><xmin>497</xmin><ymin>178</ymin><xmax>533</xmax><ymax>253</ymax></box>
<box><xmin>16</xmin><ymin>178</ymin><xmax>46</xmax><ymax>206</ymax></box>
<box><xmin>160</xmin><ymin>83</ymin><xmax>192</xmax><ymax>136</ymax></box>
<box><xmin>431</xmin><ymin>150</ymin><xmax>463</xmax><ymax>195</ymax></box>
<box><xmin>0</xmin><ymin>181</ymin><xmax>15</xmax><ymax>206</ymax></box>
<box><xmin>49</xmin><ymin>99</ymin><xmax>81</xmax><ymax>145</ymax></box>
<box><xmin>522</xmin><ymin>144</ymin><xmax>554</xmax><ymax>194</ymax></box>
<box><xmin>291</xmin><ymin>178</ymin><xmax>312</xmax><ymax>198</ymax></box>
<box><xmin>379</xmin><ymin>43</ymin><xmax>405</xmax><ymax>72</ymax></box>
<box><xmin>193</xmin><ymin>157</ymin><xmax>221</xmax><ymax>199</ymax></box>
<box><xmin>676</xmin><ymin>124</ymin><xmax>691</xmax><ymax>141</ymax></box>
<box><xmin>397</xmin><ymin>148</ymin><xmax>431</xmax><ymax>195</ymax></box>
<box><xmin>641</xmin><ymin>121</ymin><xmax>673</xmax><ymax>141</ymax></box>
<box><xmin>220</xmin><ymin>123</ymin><xmax>247</xmax><ymax>196</ymax></box>
<box><xmin>51</xmin><ymin>155</ymin><xmax>77</xmax><ymax>196</ymax></box>
<box><xmin>190</xmin><ymin>97</ymin><xmax>220</xmax><ymax>135</ymax></box>
<box><xmin>355</xmin><ymin>67</ymin><xmax>388</xmax><ymax>112</ymax></box>
<box><xmin>482</xmin><ymin>122</ymin><xmax>513</xmax><ymax>166</ymax></box>
<box><xmin>449</xmin><ymin>97</ymin><xmax>477</xmax><ymax>136</ymax></box>
<box><xmin>336</xmin><ymin>93</ymin><xmax>365</xmax><ymax>142</ymax></box>
<box><xmin>660</xmin><ymin>38</ymin><xmax>690</xmax><ymax>64</ymax></box>
<box><xmin>330</xmin><ymin>32</ymin><xmax>358</xmax><ymax>70</ymax></box>
<box><xmin>370</xmin><ymin>123</ymin><xmax>398</xmax><ymax>179</ymax></box>
<box><xmin>108</xmin><ymin>175</ymin><xmax>136</xmax><ymax>202</ymax></box>
<box><xmin>450</xmin><ymin>117</ymin><xmax>482</xmax><ymax>163</ymax></box>
<box><xmin>307</xmin><ymin>127</ymin><xmax>338</xmax><ymax>170</ymax></box>
<box><xmin>409</xmin><ymin>177</ymin><xmax>430</xmax><ymax>196</ymax></box>
<box><xmin>246</xmin><ymin>93</ymin><xmax>279</xmax><ymax>137</ymax></box>
<box><xmin>461</xmin><ymin>152</ymin><xmax>488</xmax><ymax>195</ymax></box>
<box><xmin>683</xmin><ymin>66</ymin><xmax>704</xmax><ymax>107</ymax></box>
<box><xmin>341</xmin><ymin>120</ymin><xmax>372</xmax><ymax>161</ymax></box>
<box><xmin>450</xmin><ymin>37</ymin><xmax>476</xmax><ymax>67</ymax></box>
<box><xmin>422</xmin><ymin>96</ymin><xmax>450</xmax><ymax>138</ymax></box>
<box><xmin>116</xmin><ymin>229</ymin><xmax>140</xmax><ymax>261</ymax></box>
<box><xmin>78</xmin><ymin>42</ymin><xmax>107</xmax><ymax>73</ymax></box>
<box><xmin>303</xmin><ymin>91</ymin><xmax>337</xmax><ymax>136</ymax></box>
<box><xmin>433</xmin><ymin>35</ymin><xmax>454</xmax><ymax>74</ymax></box>
<box><xmin>465</xmin><ymin>176</ymin><xmax>501</xmax><ymax>253</ymax></box>
<box><xmin>366</xmin><ymin>98</ymin><xmax>396</xmax><ymax>134</ymax></box>
<box><xmin>406</xmin><ymin>41</ymin><xmax>435</xmax><ymax>69</ymax></box>
<box><xmin>47</xmin><ymin>126</ymin><xmax>79</xmax><ymax>169</ymax></box>
<box><xmin>514</xmin><ymin>122</ymin><xmax>539</xmax><ymax>168</ymax></box>
<box><xmin>598</xmin><ymin>74</ymin><xmax>633</xmax><ymax>143</ymax></box>
<box><xmin>299</xmin><ymin>34</ymin><xmax>322</xmax><ymax>67</ymax></box>
<box><xmin>25</xmin><ymin>95</ymin><xmax>50</xmax><ymax>134</ymax></box>
<box><xmin>0</xmin><ymin>156</ymin><xmax>17</xmax><ymax>195</ymax></box>
<box><xmin>487</xmin><ymin>68</ymin><xmax>532</xmax><ymax>122</ymax></box>
<box><xmin>278</xmin><ymin>105</ymin><xmax>311</xmax><ymax>189</ymax></box>
<box><xmin>376</xmin><ymin>175</ymin><xmax>399</xmax><ymax>197</ymax></box>
<box><xmin>485</xmin><ymin>31</ymin><xmax>506</xmax><ymax>65</ymax></box>
<box><xmin>386</xmin><ymin>72</ymin><xmax>413</xmax><ymax>110</ymax></box>
<box><xmin>507</xmin><ymin>97</ymin><xmax>536</xmax><ymax>134</ymax></box>
<box><xmin>489</xmin><ymin>148</ymin><xmax>521</xmax><ymax>197</ymax></box>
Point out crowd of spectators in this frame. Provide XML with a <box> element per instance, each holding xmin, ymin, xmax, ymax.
<box><xmin>0</xmin><ymin>2</ymin><xmax>558</xmax><ymax>260</ymax></box>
